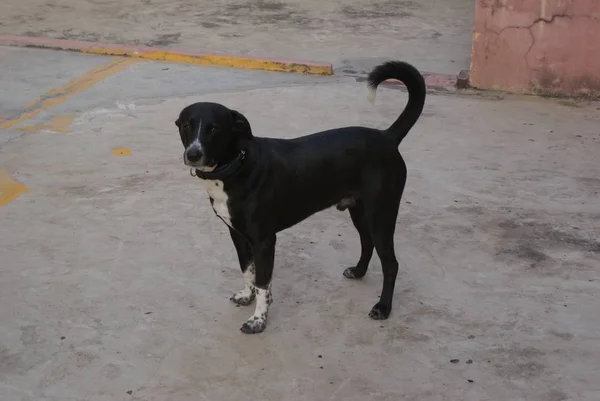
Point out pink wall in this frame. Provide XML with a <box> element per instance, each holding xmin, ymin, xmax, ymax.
<box><xmin>470</xmin><ymin>0</ymin><xmax>600</xmax><ymax>96</ymax></box>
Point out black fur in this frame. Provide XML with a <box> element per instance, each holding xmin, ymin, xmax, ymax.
<box><xmin>176</xmin><ymin>60</ymin><xmax>426</xmax><ymax>333</ymax></box>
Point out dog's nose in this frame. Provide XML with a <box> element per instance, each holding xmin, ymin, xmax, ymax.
<box><xmin>186</xmin><ymin>146</ymin><xmax>203</xmax><ymax>163</ymax></box>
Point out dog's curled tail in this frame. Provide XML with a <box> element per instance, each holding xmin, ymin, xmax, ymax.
<box><xmin>367</xmin><ymin>61</ymin><xmax>426</xmax><ymax>146</ymax></box>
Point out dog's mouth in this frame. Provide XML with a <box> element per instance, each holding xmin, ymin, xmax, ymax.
<box><xmin>187</xmin><ymin>160</ymin><xmax>216</xmax><ymax>177</ymax></box>
<box><xmin>183</xmin><ymin>151</ymin><xmax>217</xmax><ymax>171</ymax></box>
<box><xmin>192</xmin><ymin>164</ymin><xmax>217</xmax><ymax>172</ymax></box>
<box><xmin>184</xmin><ymin>159</ymin><xmax>217</xmax><ymax>172</ymax></box>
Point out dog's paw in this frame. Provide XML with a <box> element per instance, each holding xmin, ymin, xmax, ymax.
<box><xmin>343</xmin><ymin>266</ymin><xmax>366</xmax><ymax>279</ymax></box>
<box><xmin>368</xmin><ymin>302</ymin><xmax>391</xmax><ymax>320</ymax></box>
<box><xmin>230</xmin><ymin>288</ymin><xmax>255</xmax><ymax>306</ymax></box>
<box><xmin>240</xmin><ymin>315</ymin><xmax>267</xmax><ymax>334</ymax></box>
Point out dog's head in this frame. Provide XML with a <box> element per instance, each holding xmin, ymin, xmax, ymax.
<box><xmin>175</xmin><ymin>102</ymin><xmax>252</xmax><ymax>170</ymax></box>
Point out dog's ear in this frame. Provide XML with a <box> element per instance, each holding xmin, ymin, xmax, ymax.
<box><xmin>174</xmin><ymin>118</ymin><xmax>180</xmax><ymax>128</ymax></box>
<box><xmin>231</xmin><ymin>109</ymin><xmax>253</xmax><ymax>140</ymax></box>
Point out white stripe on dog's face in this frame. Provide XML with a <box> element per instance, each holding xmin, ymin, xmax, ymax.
<box><xmin>184</xmin><ymin>121</ymin><xmax>204</xmax><ymax>166</ymax></box>
<box><xmin>193</xmin><ymin>120</ymin><xmax>201</xmax><ymax>142</ymax></box>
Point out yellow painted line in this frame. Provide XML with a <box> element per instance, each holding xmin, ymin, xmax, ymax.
<box><xmin>18</xmin><ymin>114</ymin><xmax>77</xmax><ymax>134</ymax></box>
<box><xmin>0</xmin><ymin>170</ymin><xmax>29</xmax><ymax>206</ymax></box>
<box><xmin>85</xmin><ymin>49</ymin><xmax>334</xmax><ymax>76</ymax></box>
<box><xmin>0</xmin><ymin>58</ymin><xmax>138</xmax><ymax>130</ymax></box>
<box><xmin>112</xmin><ymin>147</ymin><xmax>132</xmax><ymax>156</ymax></box>
<box><xmin>0</xmin><ymin>36</ymin><xmax>334</xmax><ymax>76</ymax></box>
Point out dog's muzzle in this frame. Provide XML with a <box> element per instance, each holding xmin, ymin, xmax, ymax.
<box><xmin>184</xmin><ymin>143</ymin><xmax>217</xmax><ymax>175</ymax></box>
<box><xmin>184</xmin><ymin>143</ymin><xmax>204</xmax><ymax>167</ymax></box>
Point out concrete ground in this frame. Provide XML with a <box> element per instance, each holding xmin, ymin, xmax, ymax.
<box><xmin>1</xmin><ymin>46</ymin><xmax>600</xmax><ymax>401</ymax></box>
<box><xmin>0</xmin><ymin>0</ymin><xmax>474</xmax><ymax>75</ymax></box>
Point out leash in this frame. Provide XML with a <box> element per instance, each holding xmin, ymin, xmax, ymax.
<box><xmin>190</xmin><ymin>149</ymin><xmax>246</xmax><ymax>181</ymax></box>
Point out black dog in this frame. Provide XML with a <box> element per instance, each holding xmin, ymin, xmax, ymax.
<box><xmin>175</xmin><ymin>61</ymin><xmax>426</xmax><ymax>334</ymax></box>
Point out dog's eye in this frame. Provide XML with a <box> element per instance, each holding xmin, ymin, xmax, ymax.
<box><xmin>205</xmin><ymin>126</ymin><xmax>218</xmax><ymax>137</ymax></box>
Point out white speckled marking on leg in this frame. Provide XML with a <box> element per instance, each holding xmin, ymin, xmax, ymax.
<box><xmin>230</xmin><ymin>263</ymin><xmax>256</xmax><ymax>306</ymax></box>
<box><xmin>240</xmin><ymin>284</ymin><xmax>272</xmax><ymax>334</ymax></box>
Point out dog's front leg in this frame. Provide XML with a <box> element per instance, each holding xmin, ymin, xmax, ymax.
<box><xmin>228</xmin><ymin>227</ymin><xmax>256</xmax><ymax>306</ymax></box>
<box><xmin>240</xmin><ymin>235</ymin><xmax>276</xmax><ymax>334</ymax></box>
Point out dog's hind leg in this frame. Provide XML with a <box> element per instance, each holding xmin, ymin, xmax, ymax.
<box><xmin>343</xmin><ymin>200</ymin><xmax>374</xmax><ymax>279</ymax></box>
<box><xmin>364</xmin><ymin>162</ymin><xmax>406</xmax><ymax>320</ymax></box>
<box><xmin>368</xmin><ymin>222</ymin><xmax>400</xmax><ymax>320</ymax></box>
<box><xmin>228</xmin><ymin>227</ymin><xmax>256</xmax><ymax>306</ymax></box>
<box><xmin>240</xmin><ymin>235</ymin><xmax>276</xmax><ymax>334</ymax></box>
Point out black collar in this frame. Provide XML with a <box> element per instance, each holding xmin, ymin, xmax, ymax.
<box><xmin>191</xmin><ymin>150</ymin><xmax>246</xmax><ymax>180</ymax></box>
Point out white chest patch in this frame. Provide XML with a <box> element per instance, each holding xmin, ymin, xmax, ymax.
<box><xmin>201</xmin><ymin>179</ymin><xmax>232</xmax><ymax>227</ymax></box>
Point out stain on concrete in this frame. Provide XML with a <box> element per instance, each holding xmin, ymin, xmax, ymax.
<box><xmin>403</xmin><ymin>303</ymin><xmax>449</xmax><ymax>325</ymax></box>
<box><xmin>486</xmin><ymin>213</ymin><xmax>600</xmax><ymax>254</ymax></box>
<box><xmin>515</xmin><ymin>223</ymin><xmax>599</xmax><ymax>253</ymax></box>
<box><xmin>340</xmin><ymin>1</ymin><xmax>416</xmax><ymax>19</ymax></box>
<box><xmin>20</xmin><ymin>325</ymin><xmax>42</xmax><ymax>345</ymax></box>
<box><xmin>328</xmin><ymin>239</ymin><xmax>346</xmax><ymax>251</ymax></box>
<box><xmin>384</xmin><ymin>325</ymin><xmax>431</xmax><ymax>343</ymax></box>
<box><xmin>53</xmin><ymin>172</ymin><xmax>170</xmax><ymax>200</ymax></box>
<box><xmin>146</xmin><ymin>33</ymin><xmax>181</xmax><ymax>47</ymax></box>
<box><xmin>548</xmin><ymin>330</ymin><xmax>574</xmax><ymax>341</ymax></box>
<box><xmin>42</xmin><ymin>348</ymin><xmax>99</xmax><ymax>386</ymax></box>
<box><xmin>0</xmin><ymin>345</ymin><xmax>21</xmax><ymax>376</ymax></box>
<box><xmin>112</xmin><ymin>147</ymin><xmax>132</xmax><ymax>157</ymax></box>
<box><xmin>60</xmin><ymin>28</ymin><xmax>102</xmax><ymax>42</ymax></box>
<box><xmin>0</xmin><ymin>345</ymin><xmax>46</xmax><ymax>376</ymax></box>
<box><xmin>219</xmin><ymin>0</ymin><xmax>313</xmax><ymax>26</ymax></box>
<box><xmin>100</xmin><ymin>362</ymin><xmax>123</xmax><ymax>379</ymax></box>
<box><xmin>543</xmin><ymin>389</ymin><xmax>569</xmax><ymax>401</ymax></box>
<box><xmin>219</xmin><ymin>33</ymin><xmax>243</xmax><ymax>38</ymax></box>
<box><xmin>226</xmin><ymin>0</ymin><xmax>286</xmax><ymax>12</ymax></box>
<box><xmin>483</xmin><ymin>345</ymin><xmax>546</xmax><ymax>380</ymax></box>
<box><xmin>448</xmin><ymin>204</ymin><xmax>600</xmax><ymax>279</ymax></box>
<box><xmin>497</xmin><ymin>243</ymin><xmax>549</xmax><ymax>268</ymax></box>
<box><xmin>201</xmin><ymin>22</ymin><xmax>220</xmax><ymax>29</ymax></box>
<box><xmin>556</xmin><ymin>99</ymin><xmax>582</xmax><ymax>108</ymax></box>
<box><xmin>575</xmin><ymin>176</ymin><xmax>600</xmax><ymax>189</ymax></box>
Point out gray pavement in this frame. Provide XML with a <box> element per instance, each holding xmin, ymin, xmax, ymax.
<box><xmin>1</xmin><ymin>46</ymin><xmax>600</xmax><ymax>401</ymax></box>
<box><xmin>0</xmin><ymin>47</ymin><xmax>109</xmax><ymax>118</ymax></box>
<box><xmin>0</xmin><ymin>0</ymin><xmax>474</xmax><ymax>75</ymax></box>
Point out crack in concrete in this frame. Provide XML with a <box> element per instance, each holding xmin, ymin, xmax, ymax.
<box><xmin>483</xmin><ymin>13</ymin><xmax>576</xmax><ymax>71</ymax></box>
<box><xmin>517</xmin><ymin>14</ymin><xmax>572</xmax><ymax>70</ymax></box>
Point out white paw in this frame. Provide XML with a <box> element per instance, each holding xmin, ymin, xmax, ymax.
<box><xmin>240</xmin><ymin>315</ymin><xmax>267</xmax><ymax>334</ymax></box>
<box><xmin>230</xmin><ymin>288</ymin><xmax>255</xmax><ymax>306</ymax></box>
